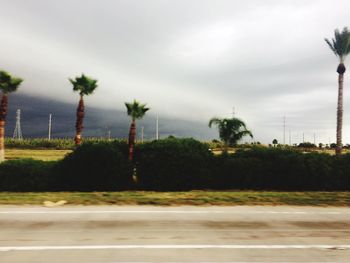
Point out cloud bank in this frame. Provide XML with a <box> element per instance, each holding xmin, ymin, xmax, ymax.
<box><xmin>1</xmin><ymin>0</ymin><xmax>350</xmax><ymax>143</ymax></box>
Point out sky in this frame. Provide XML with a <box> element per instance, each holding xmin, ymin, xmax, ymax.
<box><xmin>1</xmin><ymin>0</ymin><xmax>350</xmax><ymax>144</ymax></box>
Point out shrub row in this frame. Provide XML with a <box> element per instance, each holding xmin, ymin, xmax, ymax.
<box><xmin>136</xmin><ymin>138</ymin><xmax>213</xmax><ymax>190</ymax></box>
<box><xmin>54</xmin><ymin>141</ymin><xmax>132</xmax><ymax>191</ymax></box>
<box><xmin>211</xmin><ymin>148</ymin><xmax>350</xmax><ymax>190</ymax></box>
<box><xmin>0</xmin><ymin>138</ymin><xmax>350</xmax><ymax>191</ymax></box>
<box><xmin>0</xmin><ymin>159</ymin><xmax>56</xmax><ymax>191</ymax></box>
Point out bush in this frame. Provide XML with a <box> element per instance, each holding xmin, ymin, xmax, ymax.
<box><xmin>212</xmin><ymin>147</ymin><xmax>339</xmax><ymax>190</ymax></box>
<box><xmin>0</xmin><ymin>159</ymin><xmax>55</xmax><ymax>191</ymax></box>
<box><xmin>55</xmin><ymin>141</ymin><xmax>133</xmax><ymax>191</ymax></box>
<box><xmin>1</xmin><ymin>142</ymin><xmax>349</xmax><ymax>192</ymax></box>
<box><xmin>135</xmin><ymin>138</ymin><xmax>213</xmax><ymax>190</ymax></box>
<box><xmin>332</xmin><ymin>153</ymin><xmax>350</xmax><ymax>190</ymax></box>
<box><xmin>298</xmin><ymin>142</ymin><xmax>317</xmax><ymax>148</ymax></box>
<box><xmin>207</xmin><ymin>139</ymin><xmax>224</xmax><ymax>149</ymax></box>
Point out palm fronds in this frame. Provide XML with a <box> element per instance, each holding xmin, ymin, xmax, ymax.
<box><xmin>325</xmin><ymin>27</ymin><xmax>350</xmax><ymax>62</ymax></box>
<box><xmin>69</xmin><ymin>74</ymin><xmax>98</xmax><ymax>96</ymax></box>
<box><xmin>0</xmin><ymin>70</ymin><xmax>23</xmax><ymax>93</ymax></box>
<box><xmin>125</xmin><ymin>99</ymin><xmax>150</xmax><ymax>120</ymax></box>
<box><xmin>209</xmin><ymin>117</ymin><xmax>253</xmax><ymax>147</ymax></box>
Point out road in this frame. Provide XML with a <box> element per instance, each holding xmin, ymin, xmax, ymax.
<box><xmin>0</xmin><ymin>205</ymin><xmax>350</xmax><ymax>262</ymax></box>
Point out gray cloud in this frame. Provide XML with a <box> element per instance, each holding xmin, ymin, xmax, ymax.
<box><xmin>1</xmin><ymin>0</ymin><xmax>350</xmax><ymax>144</ymax></box>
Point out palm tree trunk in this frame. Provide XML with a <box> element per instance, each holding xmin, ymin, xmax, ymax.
<box><xmin>0</xmin><ymin>93</ymin><xmax>8</xmax><ymax>162</ymax></box>
<box><xmin>223</xmin><ymin>141</ymin><xmax>229</xmax><ymax>154</ymax></box>
<box><xmin>75</xmin><ymin>95</ymin><xmax>85</xmax><ymax>146</ymax></box>
<box><xmin>336</xmin><ymin>63</ymin><xmax>345</xmax><ymax>155</ymax></box>
<box><xmin>128</xmin><ymin>120</ymin><xmax>136</xmax><ymax>161</ymax></box>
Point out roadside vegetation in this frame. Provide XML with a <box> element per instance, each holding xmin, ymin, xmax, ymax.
<box><xmin>4</xmin><ymin>137</ymin><xmax>349</xmax><ymax>161</ymax></box>
<box><xmin>1</xmin><ymin>138</ymin><xmax>350</xmax><ymax>193</ymax></box>
<box><xmin>0</xmin><ymin>28</ymin><xmax>350</xmax><ymax>207</ymax></box>
<box><xmin>0</xmin><ymin>191</ymin><xmax>349</xmax><ymax>206</ymax></box>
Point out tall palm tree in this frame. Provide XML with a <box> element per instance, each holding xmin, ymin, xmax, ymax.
<box><xmin>69</xmin><ymin>74</ymin><xmax>98</xmax><ymax>145</ymax></box>
<box><xmin>325</xmin><ymin>27</ymin><xmax>350</xmax><ymax>155</ymax></box>
<box><xmin>125</xmin><ymin>100</ymin><xmax>149</xmax><ymax>161</ymax></box>
<box><xmin>0</xmin><ymin>71</ymin><xmax>23</xmax><ymax>162</ymax></box>
<box><xmin>209</xmin><ymin>117</ymin><xmax>253</xmax><ymax>152</ymax></box>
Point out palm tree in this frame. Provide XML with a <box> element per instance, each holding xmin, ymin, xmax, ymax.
<box><xmin>272</xmin><ymin>139</ymin><xmax>278</xmax><ymax>147</ymax></box>
<box><xmin>0</xmin><ymin>71</ymin><xmax>23</xmax><ymax>162</ymax></box>
<box><xmin>69</xmin><ymin>74</ymin><xmax>98</xmax><ymax>145</ymax></box>
<box><xmin>325</xmin><ymin>27</ymin><xmax>350</xmax><ymax>155</ymax></box>
<box><xmin>209</xmin><ymin>117</ymin><xmax>253</xmax><ymax>152</ymax></box>
<box><xmin>125</xmin><ymin>100</ymin><xmax>149</xmax><ymax>161</ymax></box>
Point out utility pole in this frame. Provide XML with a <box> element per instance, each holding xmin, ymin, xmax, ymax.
<box><xmin>108</xmin><ymin>130</ymin><xmax>111</xmax><ymax>140</ymax></box>
<box><xmin>313</xmin><ymin>133</ymin><xmax>316</xmax><ymax>145</ymax></box>
<box><xmin>289</xmin><ymin>129</ymin><xmax>291</xmax><ymax>145</ymax></box>
<box><xmin>48</xmin><ymin>113</ymin><xmax>52</xmax><ymax>140</ymax></box>
<box><xmin>303</xmin><ymin>132</ymin><xmax>305</xmax><ymax>143</ymax></box>
<box><xmin>156</xmin><ymin>114</ymin><xmax>159</xmax><ymax>140</ymax></box>
<box><xmin>141</xmin><ymin>126</ymin><xmax>144</xmax><ymax>143</ymax></box>
<box><xmin>283</xmin><ymin>115</ymin><xmax>286</xmax><ymax>145</ymax></box>
<box><xmin>12</xmin><ymin>109</ymin><xmax>23</xmax><ymax>140</ymax></box>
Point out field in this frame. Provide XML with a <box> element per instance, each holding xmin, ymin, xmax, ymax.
<box><xmin>5</xmin><ymin>149</ymin><xmax>71</xmax><ymax>161</ymax></box>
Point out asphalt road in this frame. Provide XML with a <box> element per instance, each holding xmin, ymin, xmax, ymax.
<box><xmin>0</xmin><ymin>205</ymin><xmax>350</xmax><ymax>262</ymax></box>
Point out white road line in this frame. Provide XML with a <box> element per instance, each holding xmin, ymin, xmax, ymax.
<box><xmin>0</xmin><ymin>210</ymin><xmax>348</xmax><ymax>215</ymax></box>
<box><xmin>0</xmin><ymin>244</ymin><xmax>350</xmax><ymax>251</ymax></box>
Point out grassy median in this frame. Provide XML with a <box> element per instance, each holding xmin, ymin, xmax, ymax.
<box><xmin>0</xmin><ymin>191</ymin><xmax>349</xmax><ymax>206</ymax></box>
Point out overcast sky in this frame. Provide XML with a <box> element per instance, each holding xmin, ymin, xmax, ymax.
<box><xmin>1</xmin><ymin>0</ymin><xmax>350</xmax><ymax>144</ymax></box>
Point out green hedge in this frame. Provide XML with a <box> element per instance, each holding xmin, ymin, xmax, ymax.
<box><xmin>212</xmin><ymin>148</ymin><xmax>337</xmax><ymax>190</ymax></box>
<box><xmin>135</xmin><ymin>138</ymin><xmax>213</xmax><ymax>190</ymax></box>
<box><xmin>0</xmin><ymin>159</ymin><xmax>56</xmax><ymax>191</ymax></box>
<box><xmin>54</xmin><ymin>141</ymin><xmax>133</xmax><ymax>191</ymax></box>
<box><xmin>0</xmin><ymin>140</ymin><xmax>350</xmax><ymax>191</ymax></box>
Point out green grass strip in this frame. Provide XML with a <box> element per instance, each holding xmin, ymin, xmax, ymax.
<box><xmin>0</xmin><ymin>191</ymin><xmax>349</xmax><ymax>206</ymax></box>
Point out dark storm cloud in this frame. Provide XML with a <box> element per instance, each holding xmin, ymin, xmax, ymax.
<box><xmin>0</xmin><ymin>0</ymin><xmax>350</xmax><ymax>143</ymax></box>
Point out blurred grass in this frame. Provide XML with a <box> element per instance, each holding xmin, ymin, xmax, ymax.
<box><xmin>0</xmin><ymin>191</ymin><xmax>349</xmax><ymax>206</ymax></box>
<box><xmin>5</xmin><ymin>149</ymin><xmax>71</xmax><ymax>161</ymax></box>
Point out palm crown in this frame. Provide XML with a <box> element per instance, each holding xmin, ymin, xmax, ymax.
<box><xmin>209</xmin><ymin>117</ymin><xmax>253</xmax><ymax>146</ymax></box>
<box><xmin>125</xmin><ymin>100</ymin><xmax>150</xmax><ymax>121</ymax></box>
<box><xmin>0</xmin><ymin>71</ymin><xmax>23</xmax><ymax>94</ymax></box>
<box><xmin>325</xmin><ymin>27</ymin><xmax>350</xmax><ymax>63</ymax></box>
<box><xmin>69</xmin><ymin>74</ymin><xmax>98</xmax><ymax>96</ymax></box>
